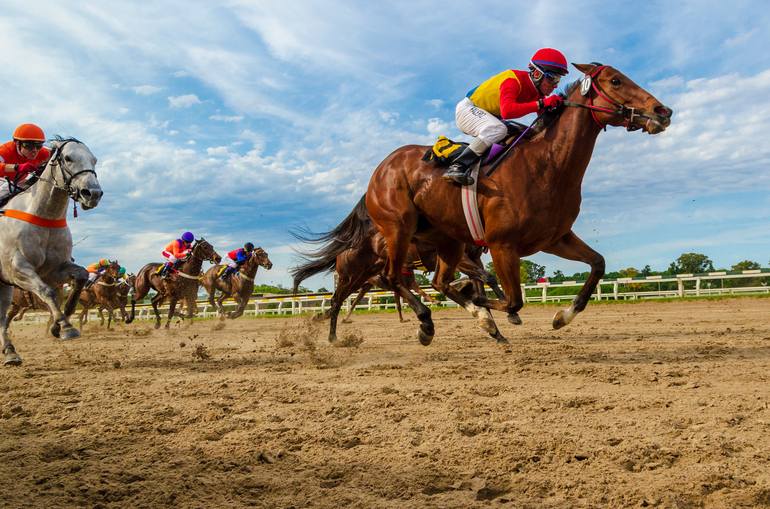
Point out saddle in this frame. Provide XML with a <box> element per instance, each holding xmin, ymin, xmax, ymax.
<box><xmin>422</xmin><ymin>120</ymin><xmax>537</xmax><ymax>168</ymax></box>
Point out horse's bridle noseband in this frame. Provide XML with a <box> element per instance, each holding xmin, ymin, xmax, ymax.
<box><xmin>564</xmin><ymin>65</ymin><xmax>658</xmax><ymax>132</ymax></box>
<box><xmin>46</xmin><ymin>139</ymin><xmax>98</xmax><ymax>200</ymax></box>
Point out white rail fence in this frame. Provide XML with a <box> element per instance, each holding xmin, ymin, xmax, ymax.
<box><xmin>18</xmin><ymin>270</ymin><xmax>770</xmax><ymax>323</ymax></box>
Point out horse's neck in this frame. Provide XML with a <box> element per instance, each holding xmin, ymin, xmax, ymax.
<box><xmin>242</xmin><ymin>258</ymin><xmax>259</xmax><ymax>277</ymax></box>
<box><xmin>180</xmin><ymin>255</ymin><xmax>203</xmax><ymax>274</ymax></box>
<box><xmin>515</xmin><ymin>94</ymin><xmax>601</xmax><ymax>191</ymax></box>
<box><xmin>10</xmin><ymin>166</ymin><xmax>69</xmax><ymax>218</ymax></box>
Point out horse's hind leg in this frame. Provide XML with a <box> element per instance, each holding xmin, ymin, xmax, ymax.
<box><xmin>433</xmin><ymin>243</ymin><xmax>506</xmax><ymax>343</ymax></box>
<box><xmin>342</xmin><ymin>283</ymin><xmax>372</xmax><ymax>324</ymax></box>
<box><xmin>544</xmin><ymin>231</ymin><xmax>605</xmax><ymax>329</ymax></box>
<box><xmin>150</xmin><ymin>293</ymin><xmax>164</xmax><ymax>329</ymax></box>
<box><xmin>0</xmin><ymin>285</ymin><xmax>22</xmax><ymax>366</ymax></box>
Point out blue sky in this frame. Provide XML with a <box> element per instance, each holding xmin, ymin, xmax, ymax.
<box><xmin>3</xmin><ymin>1</ymin><xmax>770</xmax><ymax>290</ymax></box>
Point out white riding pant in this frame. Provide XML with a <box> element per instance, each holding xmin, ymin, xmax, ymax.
<box><xmin>0</xmin><ymin>177</ymin><xmax>34</xmax><ymax>202</ymax></box>
<box><xmin>455</xmin><ymin>97</ymin><xmax>508</xmax><ymax>154</ymax></box>
<box><xmin>227</xmin><ymin>260</ymin><xmax>239</xmax><ymax>269</ymax></box>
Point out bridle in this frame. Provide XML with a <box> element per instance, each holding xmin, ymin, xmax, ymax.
<box><xmin>45</xmin><ymin>139</ymin><xmax>98</xmax><ymax>200</ymax></box>
<box><xmin>564</xmin><ymin>65</ymin><xmax>658</xmax><ymax>132</ymax></box>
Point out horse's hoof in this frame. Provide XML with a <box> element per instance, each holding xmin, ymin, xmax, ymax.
<box><xmin>312</xmin><ymin>313</ymin><xmax>326</xmax><ymax>323</ymax></box>
<box><xmin>328</xmin><ymin>334</ymin><xmax>337</xmax><ymax>343</ymax></box>
<box><xmin>399</xmin><ymin>319</ymin><xmax>410</xmax><ymax>323</ymax></box>
<box><xmin>50</xmin><ymin>323</ymin><xmax>61</xmax><ymax>338</ymax></box>
<box><xmin>493</xmin><ymin>332</ymin><xmax>509</xmax><ymax>345</ymax></box>
<box><xmin>552</xmin><ymin>311</ymin><xmax>567</xmax><ymax>330</ymax></box>
<box><xmin>60</xmin><ymin>327</ymin><xmax>80</xmax><ymax>340</ymax></box>
<box><xmin>3</xmin><ymin>354</ymin><xmax>22</xmax><ymax>366</ymax></box>
<box><xmin>418</xmin><ymin>329</ymin><xmax>433</xmax><ymax>346</ymax></box>
<box><xmin>154</xmin><ymin>323</ymin><xmax>161</xmax><ymax>330</ymax></box>
<box><xmin>508</xmin><ymin>313</ymin><xmax>523</xmax><ymax>325</ymax></box>
<box><xmin>341</xmin><ymin>319</ymin><xmax>352</xmax><ymax>324</ymax></box>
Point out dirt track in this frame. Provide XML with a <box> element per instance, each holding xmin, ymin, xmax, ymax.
<box><xmin>2</xmin><ymin>298</ymin><xmax>770</xmax><ymax>508</ymax></box>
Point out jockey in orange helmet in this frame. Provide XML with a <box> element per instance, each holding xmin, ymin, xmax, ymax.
<box><xmin>159</xmin><ymin>231</ymin><xmax>194</xmax><ymax>277</ymax></box>
<box><xmin>85</xmin><ymin>258</ymin><xmax>112</xmax><ymax>288</ymax></box>
<box><xmin>443</xmin><ymin>48</ymin><xmax>569</xmax><ymax>186</ymax></box>
<box><xmin>0</xmin><ymin>123</ymin><xmax>50</xmax><ymax>203</ymax></box>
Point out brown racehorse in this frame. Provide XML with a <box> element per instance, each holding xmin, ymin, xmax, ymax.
<box><xmin>291</xmin><ymin>201</ymin><xmax>506</xmax><ymax>342</ymax></box>
<box><xmin>7</xmin><ymin>285</ymin><xmax>68</xmax><ymax>328</ymax></box>
<box><xmin>340</xmin><ymin>243</ymin><xmax>505</xmax><ymax>325</ymax></box>
<box><xmin>78</xmin><ymin>261</ymin><xmax>121</xmax><ymax>329</ymax></box>
<box><xmin>103</xmin><ymin>273</ymin><xmax>135</xmax><ymax>324</ymax></box>
<box><xmin>200</xmin><ymin>247</ymin><xmax>273</xmax><ymax>319</ymax></box>
<box><xmin>127</xmin><ymin>239</ymin><xmax>221</xmax><ymax>329</ymax></box>
<box><xmin>362</xmin><ymin>63</ymin><xmax>672</xmax><ymax>345</ymax></box>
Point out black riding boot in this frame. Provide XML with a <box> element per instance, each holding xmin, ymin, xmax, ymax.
<box><xmin>442</xmin><ymin>146</ymin><xmax>481</xmax><ymax>186</ymax></box>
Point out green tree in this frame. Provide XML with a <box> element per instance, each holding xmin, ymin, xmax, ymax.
<box><xmin>640</xmin><ymin>264</ymin><xmax>652</xmax><ymax>277</ymax></box>
<box><xmin>551</xmin><ymin>269</ymin><xmax>565</xmax><ymax>282</ymax></box>
<box><xmin>618</xmin><ymin>267</ymin><xmax>639</xmax><ymax>278</ymax></box>
<box><xmin>317</xmin><ymin>287</ymin><xmax>329</xmax><ymax>293</ymax></box>
<box><xmin>414</xmin><ymin>272</ymin><xmax>431</xmax><ymax>286</ymax></box>
<box><xmin>732</xmin><ymin>260</ymin><xmax>760</xmax><ymax>271</ymax></box>
<box><xmin>669</xmin><ymin>252</ymin><xmax>714</xmax><ymax>274</ymax></box>
<box><xmin>521</xmin><ymin>259</ymin><xmax>545</xmax><ymax>283</ymax></box>
<box><xmin>486</xmin><ymin>260</ymin><xmax>545</xmax><ymax>283</ymax></box>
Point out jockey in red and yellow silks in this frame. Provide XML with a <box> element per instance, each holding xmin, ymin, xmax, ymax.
<box><xmin>443</xmin><ymin>48</ymin><xmax>569</xmax><ymax>186</ymax></box>
<box><xmin>0</xmin><ymin>123</ymin><xmax>50</xmax><ymax>202</ymax></box>
<box><xmin>160</xmin><ymin>231</ymin><xmax>195</xmax><ymax>277</ymax></box>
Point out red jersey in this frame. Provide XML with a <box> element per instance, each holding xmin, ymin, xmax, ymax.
<box><xmin>0</xmin><ymin>141</ymin><xmax>50</xmax><ymax>178</ymax></box>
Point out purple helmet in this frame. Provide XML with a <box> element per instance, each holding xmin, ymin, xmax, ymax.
<box><xmin>181</xmin><ymin>231</ymin><xmax>194</xmax><ymax>243</ymax></box>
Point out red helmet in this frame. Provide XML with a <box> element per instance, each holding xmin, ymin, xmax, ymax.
<box><xmin>531</xmin><ymin>48</ymin><xmax>568</xmax><ymax>76</ymax></box>
<box><xmin>12</xmin><ymin>123</ymin><xmax>46</xmax><ymax>142</ymax></box>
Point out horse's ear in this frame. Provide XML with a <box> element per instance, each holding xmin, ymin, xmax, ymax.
<box><xmin>572</xmin><ymin>63</ymin><xmax>598</xmax><ymax>75</ymax></box>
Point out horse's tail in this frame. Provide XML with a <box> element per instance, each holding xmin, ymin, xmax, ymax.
<box><xmin>290</xmin><ymin>194</ymin><xmax>372</xmax><ymax>293</ymax></box>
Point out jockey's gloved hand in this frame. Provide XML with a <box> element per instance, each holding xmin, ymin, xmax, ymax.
<box><xmin>543</xmin><ymin>95</ymin><xmax>563</xmax><ymax>110</ymax></box>
<box><xmin>16</xmin><ymin>162</ymin><xmax>38</xmax><ymax>176</ymax></box>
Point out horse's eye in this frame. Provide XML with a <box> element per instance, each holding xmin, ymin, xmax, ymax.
<box><xmin>611</xmin><ymin>77</ymin><xmax>621</xmax><ymax>86</ymax></box>
<box><xmin>64</xmin><ymin>155</ymin><xmax>72</xmax><ymax>162</ymax></box>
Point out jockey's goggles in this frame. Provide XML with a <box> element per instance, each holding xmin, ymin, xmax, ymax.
<box><xmin>531</xmin><ymin>63</ymin><xmax>562</xmax><ymax>85</ymax></box>
<box><xmin>19</xmin><ymin>141</ymin><xmax>44</xmax><ymax>151</ymax></box>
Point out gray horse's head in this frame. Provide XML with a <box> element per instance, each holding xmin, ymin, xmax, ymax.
<box><xmin>49</xmin><ymin>138</ymin><xmax>102</xmax><ymax>210</ymax></box>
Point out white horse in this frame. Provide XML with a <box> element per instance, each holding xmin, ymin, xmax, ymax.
<box><xmin>0</xmin><ymin>137</ymin><xmax>102</xmax><ymax>366</ymax></box>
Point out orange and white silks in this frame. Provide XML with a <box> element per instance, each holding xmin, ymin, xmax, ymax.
<box><xmin>0</xmin><ymin>209</ymin><xmax>67</xmax><ymax>228</ymax></box>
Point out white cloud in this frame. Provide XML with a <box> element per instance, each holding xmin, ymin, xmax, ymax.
<box><xmin>168</xmin><ymin>94</ymin><xmax>201</xmax><ymax>108</ymax></box>
<box><xmin>209</xmin><ymin>114</ymin><xmax>244</xmax><ymax>122</ymax></box>
<box><xmin>132</xmin><ymin>84</ymin><xmax>162</xmax><ymax>95</ymax></box>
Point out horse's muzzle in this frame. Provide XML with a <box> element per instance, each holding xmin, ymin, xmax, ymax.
<box><xmin>79</xmin><ymin>187</ymin><xmax>103</xmax><ymax>209</ymax></box>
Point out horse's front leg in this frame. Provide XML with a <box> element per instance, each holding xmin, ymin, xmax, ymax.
<box><xmin>0</xmin><ymin>285</ymin><xmax>22</xmax><ymax>365</ymax></box>
<box><xmin>480</xmin><ymin>244</ymin><xmax>525</xmax><ymax>326</ymax></box>
<box><xmin>57</xmin><ymin>262</ymin><xmax>88</xmax><ymax>323</ymax></box>
<box><xmin>544</xmin><ymin>231</ymin><xmax>605</xmax><ymax>329</ymax></box>
<box><xmin>11</xmin><ymin>258</ymin><xmax>79</xmax><ymax>339</ymax></box>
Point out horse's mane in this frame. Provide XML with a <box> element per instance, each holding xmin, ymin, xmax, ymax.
<box><xmin>50</xmin><ymin>135</ymin><xmax>82</xmax><ymax>145</ymax></box>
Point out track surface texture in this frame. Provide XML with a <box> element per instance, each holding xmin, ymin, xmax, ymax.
<box><xmin>2</xmin><ymin>298</ymin><xmax>770</xmax><ymax>508</ymax></box>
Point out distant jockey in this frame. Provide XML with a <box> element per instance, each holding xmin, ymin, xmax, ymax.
<box><xmin>0</xmin><ymin>123</ymin><xmax>50</xmax><ymax>203</ymax></box>
<box><xmin>85</xmin><ymin>259</ymin><xmax>111</xmax><ymax>288</ymax></box>
<box><xmin>117</xmin><ymin>266</ymin><xmax>127</xmax><ymax>282</ymax></box>
<box><xmin>443</xmin><ymin>48</ymin><xmax>569</xmax><ymax>186</ymax></box>
<box><xmin>220</xmin><ymin>242</ymin><xmax>254</xmax><ymax>279</ymax></box>
<box><xmin>160</xmin><ymin>231</ymin><xmax>194</xmax><ymax>277</ymax></box>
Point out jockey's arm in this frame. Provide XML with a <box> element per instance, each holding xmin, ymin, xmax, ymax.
<box><xmin>499</xmin><ymin>78</ymin><xmax>540</xmax><ymax>119</ymax></box>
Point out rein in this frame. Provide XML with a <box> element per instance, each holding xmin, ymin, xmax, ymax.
<box><xmin>563</xmin><ymin>66</ymin><xmax>657</xmax><ymax>131</ymax></box>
